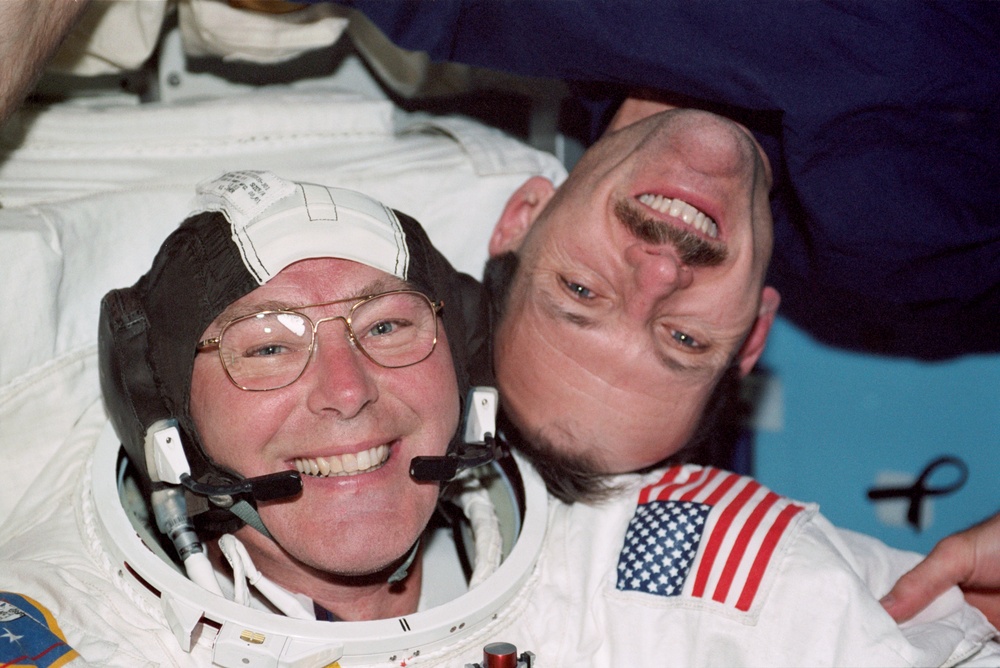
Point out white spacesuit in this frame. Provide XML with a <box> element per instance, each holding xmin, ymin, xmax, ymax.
<box><xmin>0</xmin><ymin>169</ymin><xmax>995</xmax><ymax>668</ymax></box>
<box><xmin>1</xmin><ymin>416</ymin><xmax>997</xmax><ymax>667</ymax></box>
<box><xmin>0</xmin><ymin>170</ymin><xmax>550</xmax><ymax>668</ymax></box>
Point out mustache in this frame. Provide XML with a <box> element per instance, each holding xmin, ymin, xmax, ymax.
<box><xmin>615</xmin><ymin>199</ymin><xmax>727</xmax><ymax>267</ymax></box>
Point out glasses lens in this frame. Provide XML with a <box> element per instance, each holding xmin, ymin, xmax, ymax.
<box><xmin>350</xmin><ymin>292</ymin><xmax>438</xmax><ymax>368</ymax></box>
<box><xmin>220</xmin><ymin>312</ymin><xmax>313</xmax><ymax>390</ymax></box>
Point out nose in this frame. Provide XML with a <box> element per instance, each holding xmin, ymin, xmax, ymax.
<box><xmin>304</xmin><ymin>318</ymin><xmax>378</xmax><ymax>418</ymax></box>
<box><xmin>624</xmin><ymin>243</ymin><xmax>693</xmax><ymax>318</ymax></box>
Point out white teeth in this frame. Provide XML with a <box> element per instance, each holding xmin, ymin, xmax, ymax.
<box><xmin>668</xmin><ymin>199</ymin><xmax>685</xmax><ymax>218</ymax></box>
<box><xmin>294</xmin><ymin>444</ymin><xmax>390</xmax><ymax>478</ymax></box>
<box><xmin>638</xmin><ymin>193</ymin><xmax>719</xmax><ymax>239</ymax></box>
<box><xmin>356</xmin><ymin>449</ymin><xmax>371</xmax><ymax>470</ymax></box>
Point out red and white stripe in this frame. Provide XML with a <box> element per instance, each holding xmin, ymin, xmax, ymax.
<box><xmin>639</xmin><ymin>466</ymin><xmax>805</xmax><ymax>612</ymax></box>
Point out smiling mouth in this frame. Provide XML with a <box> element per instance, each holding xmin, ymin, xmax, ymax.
<box><xmin>638</xmin><ymin>193</ymin><xmax>719</xmax><ymax>239</ymax></box>
<box><xmin>294</xmin><ymin>444</ymin><xmax>391</xmax><ymax>478</ymax></box>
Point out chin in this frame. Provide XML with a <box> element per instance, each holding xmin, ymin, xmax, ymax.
<box><xmin>301</xmin><ymin>536</ymin><xmax>417</xmax><ymax>578</ymax></box>
<box><xmin>277</xmin><ymin>503</ymin><xmax>428</xmax><ymax>560</ymax></box>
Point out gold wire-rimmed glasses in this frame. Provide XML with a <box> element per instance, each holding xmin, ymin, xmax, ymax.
<box><xmin>196</xmin><ymin>290</ymin><xmax>443</xmax><ymax>391</ymax></box>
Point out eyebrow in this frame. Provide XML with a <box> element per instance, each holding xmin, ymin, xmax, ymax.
<box><xmin>215</xmin><ymin>276</ymin><xmax>411</xmax><ymax>323</ymax></box>
<box><xmin>656</xmin><ymin>350</ymin><xmax>714</xmax><ymax>376</ymax></box>
<box><xmin>537</xmin><ymin>283</ymin><xmax>599</xmax><ymax>329</ymax></box>
<box><xmin>614</xmin><ymin>199</ymin><xmax>727</xmax><ymax>267</ymax></box>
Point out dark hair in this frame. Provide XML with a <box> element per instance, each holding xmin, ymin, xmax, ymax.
<box><xmin>483</xmin><ymin>252</ymin><xmax>747</xmax><ymax>504</ymax></box>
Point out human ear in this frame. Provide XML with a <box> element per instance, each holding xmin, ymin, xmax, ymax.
<box><xmin>488</xmin><ymin>176</ymin><xmax>555</xmax><ymax>256</ymax></box>
<box><xmin>736</xmin><ymin>286</ymin><xmax>780</xmax><ymax>377</ymax></box>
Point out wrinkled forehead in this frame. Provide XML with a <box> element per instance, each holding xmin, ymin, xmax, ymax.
<box><xmin>212</xmin><ymin>258</ymin><xmax>413</xmax><ymax>325</ymax></box>
<box><xmin>494</xmin><ymin>305</ymin><xmax>720</xmax><ymax>473</ymax></box>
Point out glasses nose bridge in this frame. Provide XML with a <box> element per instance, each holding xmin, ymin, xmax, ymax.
<box><xmin>310</xmin><ymin>313</ymin><xmax>358</xmax><ymax>348</ymax></box>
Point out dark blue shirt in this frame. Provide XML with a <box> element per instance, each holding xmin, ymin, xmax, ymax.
<box><xmin>329</xmin><ymin>0</ymin><xmax>1000</xmax><ymax>359</ymax></box>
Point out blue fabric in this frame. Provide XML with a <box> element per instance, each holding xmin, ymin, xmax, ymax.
<box><xmin>330</xmin><ymin>0</ymin><xmax>1000</xmax><ymax>359</ymax></box>
<box><xmin>0</xmin><ymin>592</ymin><xmax>79</xmax><ymax>667</ymax></box>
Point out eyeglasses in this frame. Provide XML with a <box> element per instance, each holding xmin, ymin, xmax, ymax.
<box><xmin>196</xmin><ymin>290</ymin><xmax>443</xmax><ymax>391</ymax></box>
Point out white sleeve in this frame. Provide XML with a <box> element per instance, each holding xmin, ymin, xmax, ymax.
<box><xmin>512</xmin><ymin>470</ymin><xmax>998</xmax><ymax>667</ymax></box>
<box><xmin>758</xmin><ymin>514</ymin><xmax>999</xmax><ymax>666</ymax></box>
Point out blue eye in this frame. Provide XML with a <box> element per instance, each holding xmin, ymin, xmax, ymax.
<box><xmin>368</xmin><ymin>320</ymin><xmax>397</xmax><ymax>337</ymax></box>
<box><xmin>672</xmin><ymin>330</ymin><xmax>701</xmax><ymax>348</ymax></box>
<box><xmin>248</xmin><ymin>343</ymin><xmax>290</xmax><ymax>357</ymax></box>
<box><xmin>564</xmin><ymin>280</ymin><xmax>595</xmax><ymax>299</ymax></box>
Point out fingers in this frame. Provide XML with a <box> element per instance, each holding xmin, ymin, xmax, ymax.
<box><xmin>963</xmin><ymin>590</ymin><xmax>1000</xmax><ymax>629</ymax></box>
<box><xmin>880</xmin><ymin>533</ymin><xmax>972</xmax><ymax>623</ymax></box>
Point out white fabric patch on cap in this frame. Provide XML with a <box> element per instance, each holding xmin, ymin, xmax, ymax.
<box><xmin>194</xmin><ymin>171</ymin><xmax>409</xmax><ymax>284</ymax></box>
<box><xmin>197</xmin><ymin>170</ymin><xmax>297</xmax><ymax>223</ymax></box>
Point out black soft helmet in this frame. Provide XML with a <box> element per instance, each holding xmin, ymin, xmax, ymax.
<box><xmin>98</xmin><ymin>171</ymin><xmax>494</xmax><ymax>528</ymax></box>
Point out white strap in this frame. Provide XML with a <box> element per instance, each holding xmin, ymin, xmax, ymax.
<box><xmin>217</xmin><ymin>534</ymin><xmax>315</xmax><ymax>620</ymax></box>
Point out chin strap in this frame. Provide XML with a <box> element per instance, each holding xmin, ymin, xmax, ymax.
<box><xmin>388</xmin><ymin>540</ymin><xmax>421</xmax><ymax>584</ymax></box>
<box><xmin>228</xmin><ymin>499</ymin><xmax>275</xmax><ymax>540</ymax></box>
<box><xmin>201</xmin><ymin>468</ymin><xmax>503</xmax><ymax>620</ymax></box>
<box><xmin>146</xmin><ymin>386</ymin><xmax>504</xmax><ymax>617</ymax></box>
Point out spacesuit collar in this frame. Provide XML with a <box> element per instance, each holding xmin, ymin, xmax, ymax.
<box><xmin>89</xmin><ymin>420</ymin><xmax>547</xmax><ymax>666</ymax></box>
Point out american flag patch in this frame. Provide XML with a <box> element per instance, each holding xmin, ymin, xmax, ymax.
<box><xmin>616</xmin><ymin>466</ymin><xmax>806</xmax><ymax>612</ymax></box>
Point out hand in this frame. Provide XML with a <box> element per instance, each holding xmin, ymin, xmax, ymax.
<box><xmin>881</xmin><ymin>511</ymin><xmax>1000</xmax><ymax>628</ymax></box>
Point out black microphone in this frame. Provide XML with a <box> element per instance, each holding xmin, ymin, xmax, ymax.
<box><xmin>178</xmin><ymin>470</ymin><xmax>302</xmax><ymax>502</ymax></box>
<box><xmin>410</xmin><ymin>434</ymin><xmax>502</xmax><ymax>482</ymax></box>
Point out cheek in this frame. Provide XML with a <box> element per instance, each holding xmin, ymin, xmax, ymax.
<box><xmin>409</xmin><ymin>347</ymin><xmax>461</xmax><ymax>453</ymax></box>
<box><xmin>687</xmin><ymin>278</ymin><xmax>761</xmax><ymax>336</ymax></box>
<box><xmin>189</xmin><ymin>359</ymin><xmax>278</xmax><ymax>473</ymax></box>
<box><xmin>189</xmin><ymin>360</ymin><xmax>233</xmax><ymax>462</ymax></box>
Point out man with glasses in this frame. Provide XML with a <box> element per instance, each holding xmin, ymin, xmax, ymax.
<box><xmin>188</xmin><ymin>284</ymin><xmax>456</xmax><ymax>598</ymax></box>
<box><xmin>24</xmin><ymin>169</ymin><xmax>546</xmax><ymax>665</ymax></box>
<box><xmin>1</xmin><ymin>0</ymin><xmax>996</xmax><ymax>634</ymax></box>
<box><xmin>99</xmin><ymin>171</ymin><xmax>481</xmax><ymax>624</ymax></box>
<box><xmin>0</xmin><ymin>170</ymin><xmax>997</xmax><ymax>666</ymax></box>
